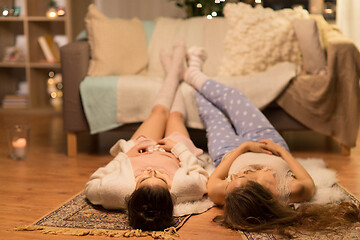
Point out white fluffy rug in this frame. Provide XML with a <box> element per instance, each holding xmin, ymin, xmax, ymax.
<box><xmin>297</xmin><ymin>158</ymin><xmax>346</xmax><ymax>205</ymax></box>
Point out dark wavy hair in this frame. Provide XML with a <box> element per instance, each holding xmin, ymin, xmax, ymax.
<box><xmin>214</xmin><ymin>180</ymin><xmax>360</xmax><ymax>238</ymax></box>
<box><xmin>127</xmin><ymin>185</ymin><xmax>174</xmax><ymax>231</ymax></box>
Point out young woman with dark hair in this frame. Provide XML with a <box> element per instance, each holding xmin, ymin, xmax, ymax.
<box><xmin>184</xmin><ymin>46</ymin><xmax>360</xmax><ymax>237</ymax></box>
<box><xmin>85</xmin><ymin>41</ymin><xmax>209</xmax><ymax>231</ymax></box>
<box><xmin>127</xmin><ymin>185</ymin><xmax>174</xmax><ymax>230</ymax></box>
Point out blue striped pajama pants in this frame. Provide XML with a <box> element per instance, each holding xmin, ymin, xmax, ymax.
<box><xmin>195</xmin><ymin>79</ymin><xmax>289</xmax><ymax>167</ymax></box>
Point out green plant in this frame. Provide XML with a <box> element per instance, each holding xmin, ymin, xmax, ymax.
<box><xmin>170</xmin><ymin>0</ymin><xmax>229</xmax><ymax>18</ymax></box>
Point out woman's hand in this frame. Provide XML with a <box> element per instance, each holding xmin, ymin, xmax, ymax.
<box><xmin>257</xmin><ymin>139</ymin><xmax>286</xmax><ymax>156</ymax></box>
<box><xmin>158</xmin><ymin>138</ymin><xmax>177</xmax><ymax>152</ymax></box>
<box><xmin>243</xmin><ymin>141</ymin><xmax>274</xmax><ymax>155</ymax></box>
<box><xmin>126</xmin><ymin>144</ymin><xmax>149</xmax><ymax>157</ymax></box>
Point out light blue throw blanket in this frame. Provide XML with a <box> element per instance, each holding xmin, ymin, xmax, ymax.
<box><xmin>80</xmin><ymin>76</ymin><xmax>122</xmax><ymax>134</ymax></box>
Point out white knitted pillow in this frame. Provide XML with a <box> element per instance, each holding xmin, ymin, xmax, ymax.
<box><xmin>219</xmin><ymin>3</ymin><xmax>309</xmax><ymax>76</ymax></box>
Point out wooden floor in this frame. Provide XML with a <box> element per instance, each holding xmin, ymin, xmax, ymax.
<box><xmin>0</xmin><ymin>110</ymin><xmax>359</xmax><ymax>240</ymax></box>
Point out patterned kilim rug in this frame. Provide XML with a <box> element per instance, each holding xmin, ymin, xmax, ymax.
<box><xmin>15</xmin><ymin>192</ymin><xmax>190</xmax><ymax>239</ymax></box>
<box><xmin>14</xmin><ymin>185</ymin><xmax>360</xmax><ymax>239</ymax></box>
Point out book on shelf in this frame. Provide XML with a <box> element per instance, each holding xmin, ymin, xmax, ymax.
<box><xmin>37</xmin><ymin>35</ymin><xmax>60</xmax><ymax>63</ymax></box>
<box><xmin>2</xmin><ymin>94</ymin><xmax>29</xmax><ymax>109</ymax></box>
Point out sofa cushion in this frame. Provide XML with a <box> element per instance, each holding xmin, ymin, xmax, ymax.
<box><xmin>85</xmin><ymin>4</ymin><xmax>148</xmax><ymax>76</ymax></box>
<box><xmin>219</xmin><ymin>2</ymin><xmax>308</xmax><ymax>76</ymax></box>
<box><xmin>148</xmin><ymin>17</ymin><xmax>227</xmax><ymax>77</ymax></box>
<box><xmin>77</xmin><ymin>20</ymin><xmax>156</xmax><ymax>46</ymax></box>
<box><xmin>309</xmin><ymin>14</ymin><xmax>345</xmax><ymax>50</ymax></box>
<box><xmin>293</xmin><ymin>19</ymin><xmax>327</xmax><ymax>74</ymax></box>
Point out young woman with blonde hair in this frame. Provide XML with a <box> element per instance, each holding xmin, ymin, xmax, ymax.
<box><xmin>184</xmin><ymin>46</ymin><xmax>360</xmax><ymax>237</ymax></box>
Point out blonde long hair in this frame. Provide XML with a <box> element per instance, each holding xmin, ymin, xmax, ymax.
<box><xmin>214</xmin><ymin>181</ymin><xmax>360</xmax><ymax>238</ymax></box>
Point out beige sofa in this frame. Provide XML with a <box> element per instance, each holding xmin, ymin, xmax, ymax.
<box><xmin>60</xmin><ymin>4</ymin><xmax>360</xmax><ymax>156</ymax></box>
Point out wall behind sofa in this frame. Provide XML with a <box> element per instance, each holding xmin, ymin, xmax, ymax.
<box><xmin>336</xmin><ymin>0</ymin><xmax>360</xmax><ymax>50</ymax></box>
<box><xmin>94</xmin><ymin>0</ymin><xmax>186</xmax><ymax>20</ymax></box>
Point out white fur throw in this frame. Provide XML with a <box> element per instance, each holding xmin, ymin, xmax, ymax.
<box><xmin>219</xmin><ymin>3</ymin><xmax>309</xmax><ymax>76</ymax></box>
<box><xmin>297</xmin><ymin>158</ymin><xmax>346</xmax><ymax>205</ymax></box>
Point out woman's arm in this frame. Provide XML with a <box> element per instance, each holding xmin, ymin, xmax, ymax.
<box><xmin>159</xmin><ymin>138</ymin><xmax>208</xmax><ymax>178</ymax></box>
<box><xmin>159</xmin><ymin>139</ymin><xmax>209</xmax><ymax>202</ymax></box>
<box><xmin>207</xmin><ymin>142</ymin><xmax>273</xmax><ymax>205</ymax></box>
<box><xmin>259</xmin><ymin>139</ymin><xmax>316</xmax><ymax>202</ymax></box>
<box><xmin>85</xmin><ymin>153</ymin><xmax>136</xmax><ymax>209</ymax></box>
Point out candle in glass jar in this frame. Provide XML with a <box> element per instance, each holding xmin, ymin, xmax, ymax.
<box><xmin>12</xmin><ymin>138</ymin><xmax>27</xmax><ymax>158</ymax></box>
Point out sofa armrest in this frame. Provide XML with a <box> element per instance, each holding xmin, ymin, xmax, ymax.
<box><xmin>60</xmin><ymin>40</ymin><xmax>91</xmax><ymax>132</ymax></box>
<box><xmin>326</xmin><ymin>37</ymin><xmax>360</xmax><ymax>77</ymax></box>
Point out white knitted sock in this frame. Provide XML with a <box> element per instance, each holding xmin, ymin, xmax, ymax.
<box><xmin>184</xmin><ymin>46</ymin><xmax>209</xmax><ymax>90</ymax></box>
<box><xmin>154</xmin><ymin>40</ymin><xmax>186</xmax><ymax>109</ymax></box>
<box><xmin>160</xmin><ymin>49</ymin><xmax>184</xmax><ymax>79</ymax></box>
<box><xmin>170</xmin><ymin>88</ymin><xmax>186</xmax><ymax>118</ymax></box>
<box><xmin>160</xmin><ymin>49</ymin><xmax>172</xmax><ymax>75</ymax></box>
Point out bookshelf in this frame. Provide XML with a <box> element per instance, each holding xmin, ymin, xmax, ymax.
<box><xmin>0</xmin><ymin>0</ymin><xmax>92</xmax><ymax>110</ymax></box>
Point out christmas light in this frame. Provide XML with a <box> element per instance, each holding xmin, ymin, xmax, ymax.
<box><xmin>46</xmin><ymin>8</ymin><xmax>58</xmax><ymax>18</ymax></box>
<box><xmin>2</xmin><ymin>8</ymin><xmax>9</xmax><ymax>16</ymax></box>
